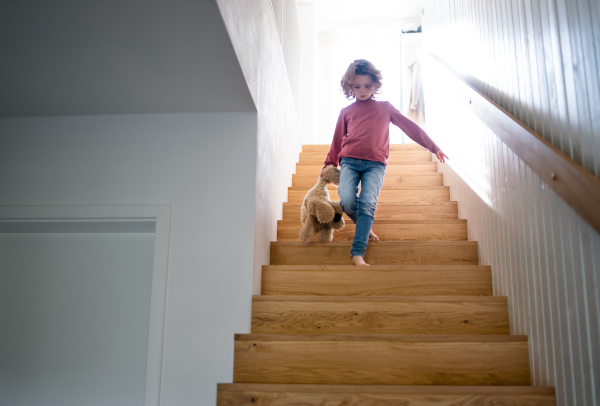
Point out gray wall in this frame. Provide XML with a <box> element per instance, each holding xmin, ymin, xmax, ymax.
<box><xmin>0</xmin><ymin>232</ymin><xmax>155</xmax><ymax>406</ymax></box>
<box><xmin>423</xmin><ymin>1</ymin><xmax>600</xmax><ymax>404</ymax></box>
<box><xmin>0</xmin><ymin>0</ymin><xmax>255</xmax><ymax>116</ymax></box>
<box><xmin>0</xmin><ymin>112</ymin><xmax>257</xmax><ymax>405</ymax></box>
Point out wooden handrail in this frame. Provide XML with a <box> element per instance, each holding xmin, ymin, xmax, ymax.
<box><xmin>423</xmin><ymin>53</ymin><xmax>600</xmax><ymax>236</ymax></box>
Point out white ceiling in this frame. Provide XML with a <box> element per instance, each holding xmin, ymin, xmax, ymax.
<box><xmin>0</xmin><ymin>0</ymin><xmax>256</xmax><ymax>117</ymax></box>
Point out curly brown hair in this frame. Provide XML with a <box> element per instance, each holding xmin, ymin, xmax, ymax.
<box><xmin>340</xmin><ymin>59</ymin><xmax>383</xmax><ymax>100</ymax></box>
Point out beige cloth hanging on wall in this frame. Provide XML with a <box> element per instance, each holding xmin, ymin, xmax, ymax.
<box><xmin>407</xmin><ymin>61</ymin><xmax>425</xmax><ymax>127</ymax></box>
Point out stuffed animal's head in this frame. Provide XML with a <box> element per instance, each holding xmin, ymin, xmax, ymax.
<box><xmin>322</xmin><ymin>165</ymin><xmax>340</xmax><ymax>186</ymax></box>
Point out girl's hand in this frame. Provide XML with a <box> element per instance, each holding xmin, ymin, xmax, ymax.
<box><xmin>435</xmin><ymin>150</ymin><xmax>449</xmax><ymax>163</ymax></box>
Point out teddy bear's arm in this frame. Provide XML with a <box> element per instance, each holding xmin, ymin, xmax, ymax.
<box><xmin>307</xmin><ymin>197</ymin><xmax>335</xmax><ymax>224</ymax></box>
<box><xmin>300</xmin><ymin>201</ymin><xmax>309</xmax><ymax>224</ymax></box>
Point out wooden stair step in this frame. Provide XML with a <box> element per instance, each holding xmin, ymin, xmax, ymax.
<box><xmin>295</xmin><ymin>162</ymin><xmax>438</xmax><ymax>175</ymax></box>
<box><xmin>251</xmin><ymin>295</ymin><xmax>510</xmax><ymax>335</ymax></box>
<box><xmin>298</xmin><ymin>151</ymin><xmax>432</xmax><ymax>165</ymax></box>
<box><xmin>261</xmin><ymin>265</ymin><xmax>493</xmax><ymax>296</ymax></box>
<box><xmin>287</xmin><ymin>186</ymin><xmax>450</xmax><ymax>203</ymax></box>
<box><xmin>217</xmin><ymin>383</ymin><xmax>556</xmax><ymax>405</ymax></box>
<box><xmin>277</xmin><ymin>219</ymin><xmax>468</xmax><ymax>242</ymax></box>
<box><xmin>233</xmin><ymin>334</ymin><xmax>531</xmax><ymax>386</ymax></box>
<box><xmin>282</xmin><ymin>201</ymin><xmax>459</xmax><ymax>220</ymax></box>
<box><xmin>302</xmin><ymin>143</ymin><xmax>427</xmax><ymax>153</ymax></box>
<box><xmin>270</xmin><ymin>241</ymin><xmax>479</xmax><ymax>265</ymax></box>
<box><xmin>293</xmin><ymin>173</ymin><xmax>444</xmax><ymax>188</ymax></box>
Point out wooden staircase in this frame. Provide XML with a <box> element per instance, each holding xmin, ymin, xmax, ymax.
<box><xmin>217</xmin><ymin>144</ymin><xmax>556</xmax><ymax>405</ymax></box>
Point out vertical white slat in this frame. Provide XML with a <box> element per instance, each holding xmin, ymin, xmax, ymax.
<box><xmin>518</xmin><ymin>159</ymin><xmax>533</xmax><ymax>339</ymax></box>
<box><xmin>511</xmin><ymin>149</ymin><xmax>526</xmax><ymax>334</ymax></box>
<box><xmin>485</xmin><ymin>0</ymin><xmax>499</xmax><ymax>104</ymax></box>
<box><xmin>511</xmin><ymin>153</ymin><xmax>526</xmax><ymax>334</ymax></box>
<box><xmin>530</xmin><ymin>0</ymin><xmax>553</xmax><ymax>144</ymax></box>
<box><xmin>538</xmin><ymin>0</ymin><xmax>560</xmax><ymax>146</ymax></box>
<box><xmin>516</xmin><ymin>0</ymin><xmax>535</xmax><ymax>130</ymax></box>
<box><xmin>492</xmin><ymin>136</ymin><xmax>506</xmax><ymax>297</ymax></box>
<box><xmin>568</xmin><ymin>210</ymin><xmax>594</xmax><ymax>404</ymax></box>
<box><xmin>524</xmin><ymin>166</ymin><xmax>541</xmax><ymax>384</ymax></box>
<box><xmin>502</xmin><ymin>145</ymin><xmax>518</xmax><ymax>332</ymax></box>
<box><xmin>558</xmin><ymin>199</ymin><xmax>583</xmax><ymax>404</ymax></box>
<box><xmin>546</xmin><ymin>0</ymin><xmax>570</xmax><ymax>154</ymax></box>
<box><xmin>565</xmin><ymin>0</ymin><xmax>596</xmax><ymax>176</ymax></box>
<box><xmin>555</xmin><ymin>0</ymin><xmax>581</xmax><ymax>162</ymax></box>
<box><xmin>575</xmin><ymin>0</ymin><xmax>600</xmax><ymax>177</ymax></box>
<box><xmin>506</xmin><ymin>0</ymin><xmax>523</xmax><ymax>121</ymax></box>
<box><xmin>539</xmin><ymin>179</ymin><xmax>560</xmax><ymax>390</ymax></box>
<box><xmin>548</xmin><ymin>191</ymin><xmax>570</xmax><ymax>406</ymax></box>
<box><xmin>509</xmin><ymin>0</ymin><xmax>524</xmax><ymax>122</ymax></box>
<box><xmin>577</xmin><ymin>219</ymin><xmax>600</xmax><ymax>404</ymax></box>
<box><xmin>499</xmin><ymin>0</ymin><xmax>516</xmax><ymax>115</ymax></box>
<box><xmin>533</xmin><ymin>175</ymin><xmax>551</xmax><ymax>385</ymax></box>
<box><xmin>585</xmin><ymin>226</ymin><xmax>600</xmax><ymax>402</ymax></box>
<box><xmin>523</xmin><ymin>0</ymin><xmax>542</xmax><ymax>136</ymax></box>
<box><xmin>494</xmin><ymin>0</ymin><xmax>509</xmax><ymax>108</ymax></box>
<box><xmin>477</xmin><ymin>0</ymin><xmax>492</xmax><ymax>97</ymax></box>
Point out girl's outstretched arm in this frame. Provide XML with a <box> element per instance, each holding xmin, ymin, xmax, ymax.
<box><xmin>387</xmin><ymin>102</ymin><xmax>441</xmax><ymax>154</ymax></box>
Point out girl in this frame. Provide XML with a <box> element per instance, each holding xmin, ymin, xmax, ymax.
<box><xmin>322</xmin><ymin>59</ymin><xmax>448</xmax><ymax>266</ymax></box>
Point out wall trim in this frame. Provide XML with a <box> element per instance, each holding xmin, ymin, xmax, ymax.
<box><xmin>0</xmin><ymin>204</ymin><xmax>171</xmax><ymax>406</ymax></box>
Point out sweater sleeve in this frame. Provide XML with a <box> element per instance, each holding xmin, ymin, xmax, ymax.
<box><xmin>323</xmin><ymin>109</ymin><xmax>346</xmax><ymax>168</ymax></box>
<box><xmin>388</xmin><ymin>102</ymin><xmax>440</xmax><ymax>153</ymax></box>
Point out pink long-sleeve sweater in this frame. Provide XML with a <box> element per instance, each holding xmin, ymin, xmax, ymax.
<box><xmin>323</xmin><ymin>98</ymin><xmax>440</xmax><ymax>168</ymax></box>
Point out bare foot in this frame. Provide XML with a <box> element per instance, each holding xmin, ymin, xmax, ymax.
<box><xmin>352</xmin><ymin>255</ymin><xmax>371</xmax><ymax>266</ymax></box>
<box><xmin>368</xmin><ymin>230</ymin><xmax>379</xmax><ymax>242</ymax></box>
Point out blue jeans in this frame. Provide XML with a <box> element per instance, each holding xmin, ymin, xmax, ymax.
<box><xmin>338</xmin><ymin>157</ymin><xmax>386</xmax><ymax>258</ymax></box>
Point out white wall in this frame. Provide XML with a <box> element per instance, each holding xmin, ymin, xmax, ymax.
<box><xmin>423</xmin><ymin>1</ymin><xmax>600</xmax><ymax>404</ymax></box>
<box><xmin>0</xmin><ymin>112</ymin><xmax>257</xmax><ymax>405</ymax></box>
<box><xmin>216</xmin><ymin>0</ymin><xmax>303</xmax><ymax>295</ymax></box>
<box><xmin>281</xmin><ymin>0</ymin><xmax>303</xmax><ymax>125</ymax></box>
<box><xmin>0</xmin><ymin>232</ymin><xmax>155</xmax><ymax>406</ymax></box>
<box><xmin>298</xmin><ymin>3</ymin><xmax>318</xmax><ymax>145</ymax></box>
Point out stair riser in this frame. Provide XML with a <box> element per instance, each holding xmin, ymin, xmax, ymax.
<box><xmin>295</xmin><ymin>163</ymin><xmax>438</xmax><ymax>175</ymax></box>
<box><xmin>261</xmin><ymin>270</ymin><xmax>493</xmax><ymax>296</ymax></box>
<box><xmin>282</xmin><ymin>203</ymin><xmax>459</xmax><ymax>221</ymax></box>
<box><xmin>293</xmin><ymin>174</ymin><xmax>444</xmax><ymax>188</ymax></box>
<box><xmin>233</xmin><ymin>341</ymin><xmax>531</xmax><ymax>385</ymax></box>
<box><xmin>251</xmin><ymin>301</ymin><xmax>510</xmax><ymax>335</ymax></box>
<box><xmin>217</xmin><ymin>391</ymin><xmax>556</xmax><ymax>405</ymax></box>
<box><xmin>287</xmin><ymin>188</ymin><xmax>450</xmax><ymax>203</ymax></box>
<box><xmin>299</xmin><ymin>153</ymin><xmax>431</xmax><ymax>165</ymax></box>
<box><xmin>270</xmin><ymin>243</ymin><xmax>479</xmax><ymax>265</ymax></box>
<box><xmin>277</xmin><ymin>223</ymin><xmax>468</xmax><ymax>242</ymax></box>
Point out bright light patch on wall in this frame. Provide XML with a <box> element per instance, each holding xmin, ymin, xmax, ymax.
<box><xmin>317</xmin><ymin>31</ymin><xmax>403</xmax><ymax>145</ymax></box>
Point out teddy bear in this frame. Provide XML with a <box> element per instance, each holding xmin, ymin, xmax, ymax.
<box><xmin>299</xmin><ymin>165</ymin><xmax>345</xmax><ymax>243</ymax></box>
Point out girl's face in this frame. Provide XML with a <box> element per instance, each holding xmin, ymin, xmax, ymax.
<box><xmin>351</xmin><ymin>74</ymin><xmax>375</xmax><ymax>101</ymax></box>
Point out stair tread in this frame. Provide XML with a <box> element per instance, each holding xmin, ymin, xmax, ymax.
<box><xmin>272</xmin><ymin>241</ymin><xmax>478</xmax><ymax>246</ymax></box>
<box><xmin>218</xmin><ymin>383</ymin><xmax>555</xmax><ymax>394</ymax></box>
<box><xmin>263</xmin><ymin>265</ymin><xmax>491</xmax><ymax>271</ymax></box>
<box><xmin>235</xmin><ymin>333</ymin><xmax>527</xmax><ymax>342</ymax></box>
<box><xmin>279</xmin><ymin>219</ymin><xmax>466</xmax><ymax>225</ymax></box>
<box><xmin>252</xmin><ymin>295</ymin><xmax>506</xmax><ymax>302</ymax></box>
<box><xmin>285</xmin><ymin>201</ymin><xmax>457</xmax><ymax>206</ymax></box>
<box><xmin>291</xmin><ymin>185</ymin><xmax>449</xmax><ymax>190</ymax></box>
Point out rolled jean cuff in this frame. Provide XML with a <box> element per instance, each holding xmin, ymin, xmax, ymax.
<box><xmin>350</xmin><ymin>249</ymin><xmax>365</xmax><ymax>258</ymax></box>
